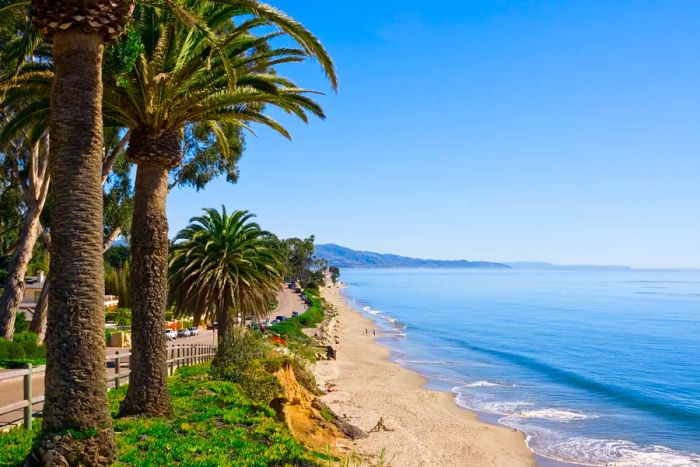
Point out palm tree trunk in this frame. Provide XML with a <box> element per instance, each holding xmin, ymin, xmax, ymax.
<box><xmin>217</xmin><ymin>308</ymin><xmax>231</xmax><ymax>345</ymax></box>
<box><xmin>118</xmin><ymin>163</ymin><xmax>172</xmax><ymax>417</ymax></box>
<box><xmin>31</xmin><ymin>31</ymin><xmax>115</xmax><ymax>466</ymax></box>
<box><xmin>30</xmin><ymin>226</ymin><xmax>115</xmax><ymax>347</ymax></box>
<box><xmin>0</xmin><ymin>206</ymin><xmax>42</xmax><ymax>340</ymax></box>
<box><xmin>29</xmin><ymin>274</ymin><xmax>49</xmax><ymax>344</ymax></box>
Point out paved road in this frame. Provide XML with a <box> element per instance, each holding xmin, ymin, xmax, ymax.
<box><xmin>0</xmin><ymin>288</ymin><xmax>308</xmax><ymax>428</ymax></box>
<box><xmin>268</xmin><ymin>286</ymin><xmax>308</xmax><ymax>320</ymax></box>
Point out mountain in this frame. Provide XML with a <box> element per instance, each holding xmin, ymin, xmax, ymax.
<box><xmin>314</xmin><ymin>244</ymin><xmax>510</xmax><ymax>269</ymax></box>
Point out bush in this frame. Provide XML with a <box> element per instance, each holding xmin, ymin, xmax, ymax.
<box><xmin>269</xmin><ymin>290</ymin><xmax>325</xmax><ymax>342</ymax></box>
<box><xmin>0</xmin><ymin>337</ymin><xmax>46</xmax><ymax>367</ymax></box>
<box><xmin>14</xmin><ymin>331</ymin><xmax>37</xmax><ymax>344</ymax></box>
<box><xmin>14</xmin><ymin>318</ymin><xmax>29</xmax><ymax>334</ymax></box>
<box><xmin>211</xmin><ymin>329</ymin><xmax>282</xmax><ymax>405</ymax></box>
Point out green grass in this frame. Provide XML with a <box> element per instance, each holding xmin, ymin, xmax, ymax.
<box><xmin>0</xmin><ymin>364</ymin><xmax>324</xmax><ymax>466</ymax></box>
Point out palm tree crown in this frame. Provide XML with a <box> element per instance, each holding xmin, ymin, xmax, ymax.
<box><xmin>169</xmin><ymin>207</ymin><xmax>282</xmax><ymax>339</ymax></box>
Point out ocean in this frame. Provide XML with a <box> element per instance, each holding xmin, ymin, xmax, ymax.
<box><xmin>339</xmin><ymin>268</ymin><xmax>700</xmax><ymax>466</ymax></box>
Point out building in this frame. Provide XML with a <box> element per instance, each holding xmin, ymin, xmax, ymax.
<box><xmin>18</xmin><ymin>271</ymin><xmax>120</xmax><ymax>322</ymax></box>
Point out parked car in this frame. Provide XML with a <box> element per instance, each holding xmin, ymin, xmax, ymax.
<box><xmin>275</xmin><ymin>315</ymin><xmax>287</xmax><ymax>322</ymax></box>
<box><xmin>165</xmin><ymin>329</ymin><xmax>177</xmax><ymax>341</ymax></box>
<box><xmin>177</xmin><ymin>328</ymin><xmax>191</xmax><ymax>338</ymax></box>
<box><xmin>291</xmin><ymin>311</ymin><xmax>300</xmax><ymax>317</ymax></box>
<box><xmin>188</xmin><ymin>327</ymin><xmax>200</xmax><ymax>336</ymax></box>
<box><xmin>270</xmin><ymin>319</ymin><xmax>280</xmax><ymax>326</ymax></box>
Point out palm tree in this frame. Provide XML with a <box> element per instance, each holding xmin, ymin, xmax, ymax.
<box><xmin>169</xmin><ymin>207</ymin><xmax>283</xmax><ymax>344</ymax></box>
<box><xmin>111</xmin><ymin>1</ymin><xmax>335</xmax><ymax>417</ymax></box>
<box><xmin>25</xmin><ymin>0</ymin><xmax>133</xmax><ymax>464</ymax></box>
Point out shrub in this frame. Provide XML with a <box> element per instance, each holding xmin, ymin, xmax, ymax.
<box><xmin>211</xmin><ymin>329</ymin><xmax>282</xmax><ymax>405</ymax></box>
<box><xmin>5</xmin><ymin>341</ymin><xmax>25</xmax><ymax>360</ymax></box>
<box><xmin>14</xmin><ymin>331</ymin><xmax>37</xmax><ymax>344</ymax></box>
<box><xmin>269</xmin><ymin>291</ymin><xmax>325</xmax><ymax>342</ymax></box>
<box><xmin>0</xmin><ymin>337</ymin><xmax>46</xmax><ymax>367</ymax></box>
<box><xmin>14</xmin><ymin>318</ymin><xmax>29</xmax><ymax>334</ymax></box>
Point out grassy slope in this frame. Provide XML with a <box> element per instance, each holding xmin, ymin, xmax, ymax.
<box><xmin>0</xmin><ymin>365</ymin><xmax>325</xmax><ymax>467</ymax></box>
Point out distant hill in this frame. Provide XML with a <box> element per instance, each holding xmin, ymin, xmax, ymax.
<box><xmin>315</xmin><ymin>244</ymin><xmax>510</xmax><ymax>269</ymax></box>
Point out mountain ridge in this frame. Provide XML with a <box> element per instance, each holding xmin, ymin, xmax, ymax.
<box><xmin>314</xmin><ymin>244</ymin><xmax>510</xmax><ymax>269</ymax></box>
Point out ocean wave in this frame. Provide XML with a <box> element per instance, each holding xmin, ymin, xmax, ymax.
<box><xmin>395</xmin><ymin>359</ymin><xmax>449</xmax><ymax>365</ymax></box>
<box><xmin>362</xmin><ymin>306</ymin><xmax>381</xmax><ymax>315</ymax></box>
<box><xmin>520</xmin><ymin>427</ymin><xmax>700</xmax><ymax>466</ymax></box>
<box><xmin>505</xmin><ymin>408</ymin><xmax>594</xmax><ymax>422</ymax></box>
<box><xmin>459</xmin><ymin>399</ymin><xmax>534</xmax><ymax>415</ymax></box>
<box><xmin>462</xmin><ymin>380</ymin><xmax>516</xmax><ymax>388</ymax></box>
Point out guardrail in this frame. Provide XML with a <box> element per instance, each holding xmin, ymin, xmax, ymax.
<box><xmin>0</xmin><ymin>343</ymin><xmax>216</xmax><ymax>431</ymax></box>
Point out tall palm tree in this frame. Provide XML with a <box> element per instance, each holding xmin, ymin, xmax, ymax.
<box><xmin>111</xmin><ymin>1</ymin><xmax>335</xmax><ymax>417</ymax></box>
<box><xmin>169</xmin><ymin>207</ymin><xmax>283</xmax><ymax>344</ymax></box>
<box><xmin>25</xmin><ymin>0</ymin><xmax>133</xmax><ymax>464</ymax></box>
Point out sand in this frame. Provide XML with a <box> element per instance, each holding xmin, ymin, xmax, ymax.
<box><xmin>313</xmin><ymin>285</ymin><xmax>536</xmax><ymax>467</ymax></box>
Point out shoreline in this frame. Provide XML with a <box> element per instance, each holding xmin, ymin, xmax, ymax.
<box><xmin>314</xmin><ymin>284</ymin><xmax>537</xmax><ymax>466</ymax></box>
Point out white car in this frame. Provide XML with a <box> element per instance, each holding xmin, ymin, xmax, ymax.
<box><xmin>164</xmin><ymin>329</ymin><xmax>177</xmax><ymax>341</ymax></box>
<box><xmin>188</xmin><ymin>327</ymin><xmax>200</xmax><ymax>336</ymax></box>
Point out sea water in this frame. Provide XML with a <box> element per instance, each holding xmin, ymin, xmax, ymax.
<box><xmin>339</xmin><ymin>268</ymin><xmax>700</xmax><ymax>466</ymax></box>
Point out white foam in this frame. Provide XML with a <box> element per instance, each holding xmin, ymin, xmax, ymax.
<box><xmin>362</xmin><ymin>306</ymin><xmax>381</xmax><ymax>315</ymax></box>
<box><xmin>462</xmin><ymin>380</ymin><xmax>516</xmax><ymax>388</ymax></box>
<box><xmin>505</xmin><ymin>423</ymin><xmax>700</xmax><ymax>466</ymax></box>
<box><xmin>395</xmin><ymin>359</ymin><xmax>449</xmax><ymax>365</ymax></box>
<box><xmin>471</xmin><ymin>400</ymin><xmax>534</xmax><ymax>415</ymax></box>
<box><xmin>507</xmin><ymin>408</ymin><xmax>594</xmax><ymax>422</ymax></box>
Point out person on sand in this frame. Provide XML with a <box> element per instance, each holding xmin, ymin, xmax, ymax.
<box><xmin>373</xmin><ymin>329</ymin><xmax>376</xmax><ymax>336</ymax></box>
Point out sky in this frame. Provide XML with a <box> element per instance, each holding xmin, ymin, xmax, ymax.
<box><xmin>166</xmin><ymin>0</ymin><xmax>700</xmax><ymax>269</ymax></box>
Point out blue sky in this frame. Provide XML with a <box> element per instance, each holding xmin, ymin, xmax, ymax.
<box><xmin>166</xmin><ymin>1</ymin><xmax>700</xmax><ymax>268</ymax></box>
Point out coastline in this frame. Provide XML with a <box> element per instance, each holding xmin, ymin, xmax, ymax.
<box><xmin>314</xmin><ymin>284</ymin><xmax>536</xmax><ymax>466</ymax></box>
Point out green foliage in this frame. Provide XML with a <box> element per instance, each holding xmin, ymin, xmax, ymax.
<box><xmin>320</xmin><ymin>405</ymin><xmax>334</xmax><ymax>422</ymax></box>
<box><xmin>270</xmin><ymin>291</ymin><xmax>325</xmax><ymax>343</ymax></box>
<box><xmin>329</xmin><ymin>266</ymin><xmax>340</xmax><ymax>284</ymax></box>
<box><xmin>105</xmin><ymin>262</ymin><xmax>130</xmax><ymax>308</ymax></box>
<box><xmin>112</xmin><ymin>28</ymin><xmax>145</xmax><ymax>87</ymax></box>
<box><xmin>104</xmin><ymin>245</ymin><xmax>130</xmax><ymax>269</ymax></box>
<box><xmin>26</xmin><ymin>241</ymin><xmax>48</xmax><ymax>277</ymax></box>
<box><xmin>113</xmin><ymin>308</ymin><xmax>131</xmax><ymax>326</ymax></box>
<box><xmin>13</xmin><ymin>331</ymin><xmax>36</xmax><ymax>343</ymax></box>
<box><xmin>211</xmin><ymin>329</ymin><xmax>282</xmax><ymax>405</ymax></box>
<box><xmin>169</xmin><ymin>208</ymin><xmax>283</xmax><ymax>328</ymax></box>
<box><xmin>0</xmin><ymin>364</ymin><xmax>322</xmax><ymax>466</ymax></box>
<box><xmin>0</xmin><ymin>337</ymin><xmax>45</xmax><ymax>367</ymax></box>
<box><xmin>13</xmin><ymin>317</ymin><xmax>28</xmax><ymax>334</ymax></box>
<box><xmin>0</xmin><ymin>421</ymin><xmax>40</xmax><ymax>466</ymax></box>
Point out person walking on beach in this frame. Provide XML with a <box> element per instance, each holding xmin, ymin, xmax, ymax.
<box><xmin>373</xmin><ymin>329</ymin><xmax>376</xmax><ymax>336</ymax></box>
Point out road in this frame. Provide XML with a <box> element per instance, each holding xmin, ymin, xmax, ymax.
<box><xmin>268</xmin><ymin>286</ymin><xmax>308</xmax><ymax>320</ymax></box>
<box><xmin>0</xmin><ymin>287</ymin><xmax>307</xmax><ymax>428</ymax></box>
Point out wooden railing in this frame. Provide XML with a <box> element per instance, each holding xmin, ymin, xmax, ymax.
<box><xmin>0</xmin><ymin>344</ymin><xmax>217</xmax><ymax>431</ymax></box>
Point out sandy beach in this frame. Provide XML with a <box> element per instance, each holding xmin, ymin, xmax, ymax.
<box><xmin>314</xmin><ymin>284</ymin><xmax>536</xmax><ymax>467</ymax></box>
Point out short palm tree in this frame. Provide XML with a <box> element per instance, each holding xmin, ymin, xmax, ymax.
<box><xmin>169</xmin><ymin>207</ymin><xmax>283</xmax><ymax>344</ymax></box>
<box><xmin>110</xmin><ymin>1</ymin><xmax>335</xmax><ymax>417</ymax></box>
